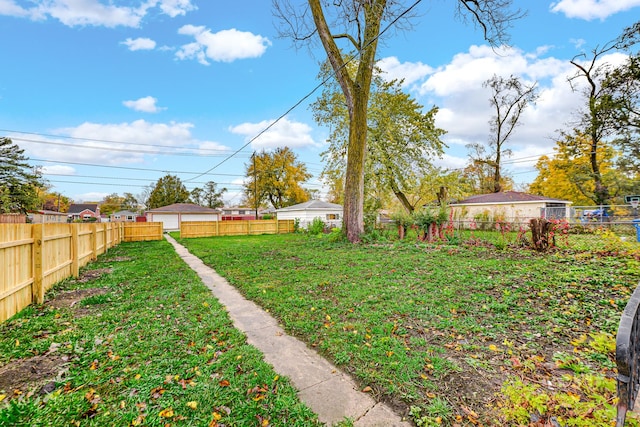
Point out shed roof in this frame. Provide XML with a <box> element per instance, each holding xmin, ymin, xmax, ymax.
<box><xmin>67</xmin><ymin>204</ymin><xmax>98</xmax><ymax>214</ymax></box>
<box><xmin>276</xmin><ymin>200</ymin><xmax>343</xmax><ymax>212</ymax></box>
<box><xmin>452</xmin><ymin>191</ymin><xmax>571</xmax><ymax>205</ymax></box>
<box><xmin>146</xmin><ymin>203</ymin><xmax>221</xmax><ymax>214</ymax></box>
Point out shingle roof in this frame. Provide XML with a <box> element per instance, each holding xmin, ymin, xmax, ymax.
<box><xmin>145</xmin><ymin>203</ymin><xmax>221</xmax><ymax>213</ymax></box>
<box><xmin>276</xmin><ymin>200</ymin><xmax>343</xmax><ymax>212</ymax></box>
<box><xmin>67</xmin><ymin>204</ymin><xmax>98</xmax><ymax>214</ymax></box>
<box><xmin>452</xmin><ymin>191</ymin><xmax>570</xmax><ymax>205</ymax></box>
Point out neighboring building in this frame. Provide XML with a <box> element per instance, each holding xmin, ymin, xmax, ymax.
<box><xmin>275</xmin><ymin>200</ymin><xmax>343</xmax><ymax>229</ymax></box>
<box><xmin>220</xmin><ymin>207</ymin><xmax>257</xmax><ymax>220</ymax></box>
<box><xmin>67</xmin><ymin>204</ymin><xmax>100</xmax><ymax>222</ymax></box>
<box><xmin>110</xmin><ymin>210</ymin><xmax>138</xmax><ymax>222</ymax></box>
<box><xmin>449</xmin><ymin>191</ymin><xmax>572</xmax><ymax>222</ymax></box>
<box><xmin>145</xmin><ymin>203</ymin><xmax>221</xmax><ymax>231</ymax></box>
<box><xmin>29</xmin><ymin>210</ymin><xmax>68</xmax><ymax>223</ymax></box>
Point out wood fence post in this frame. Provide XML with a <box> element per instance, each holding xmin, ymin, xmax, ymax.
<box><xmin>216</xmin><ymin>220</ymin><xmax>219</xmax><ymax>236</ymax></box>
<box><xmin>71</xmin><ymin>224</ymin><xmax>79</xmax><ymax>278</ymax></box>
<box><xmin>91</xmin><ymin>224</ymin><xmax>98</xmax><ymax>261</ymax></box>
<box><xmin>32</xmin><ymin>224</ymin><xmax>44</xmax><ymax>304</ymax></box>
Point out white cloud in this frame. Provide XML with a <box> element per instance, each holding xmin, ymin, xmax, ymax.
<box><xmin>123</xmin><ymin>96</ymin><xmax>165</xmax><ymax>113</ymax></box>
<box><xmin>0</xmin><ymin>0</ymin><xmax>197</xmax><ymax>28</ymax></box>
<box><xmin>15</xmin><ymin>120</ymin><xmax>230</xmax><ymax>168</ymax></box>
<box><xmin>377</xmin><ymin>56</ymin><xmax>433</xmax><ymax>87</ymax></box>
<box><xmin>229</xmin><ymin>118</ymin><xmax>317</xmax><ymax>150</ymax></box>
<box><xmin>41</xmin><ymin>165</ymin><xmax>76</xmax><ymax>175</ymax></box>
<box><xmin>158</xmin><ymin>0</ymin><xmax>196</xmax><ymax>17</ymax></box>
<box><xmin>0</xmin><ymin>0</ymin><xmax>32</xmax><ymax>17</ymax></box>
<box><xmin>176</xmin><ymin>25</ymin><xmax>271</xmax><ymax>64</ymax></box>
<box><xmin>121</xmin><ymin>37</ymin><xmax>156</xmax><ymax>51</ymax></box>
<box><xmin>550</xmin><ymin>0</ymin><xmax>640</xmax><ymax>20</ymax></box>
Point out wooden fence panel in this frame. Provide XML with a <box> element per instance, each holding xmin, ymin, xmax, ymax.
<box><xmin>77</xmin><ymin>223</ymin><xmax>96</xmax><ymax>268</ymax></box>
<box><xmin>180</xmin><ymin>220</ymin><xmax>295</xmax><ymax>238</ymax></box>
<box><xmin>124</xmin><ymin>222</ymin><xmax>163</xmax><ymax>242</ymax></box>
<box><xmin>42</xmin><ymin>223</ymin><xmax>73</xmax><ymax>299</ymax></box>
<box><xmin>0</xmin><ymin>224</ymin><xmax>34</xmax><ymax>322</ymax></box>
<box><xmin>1</xmin><ymin>222</ymin><xmax>165</xmax><ymax>323</ymax></box>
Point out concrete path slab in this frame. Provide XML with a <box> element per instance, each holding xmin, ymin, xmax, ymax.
<box><xmin>165</xmin><ymin>235</ymin><xmax>411</xmax><ymax>427</ymax></box>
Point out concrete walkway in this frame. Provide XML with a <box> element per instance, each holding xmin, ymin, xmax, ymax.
<box><xmin>165</xmin><ymin>235</ymin><xmax>411</xmax><ymax>427</ymax></box>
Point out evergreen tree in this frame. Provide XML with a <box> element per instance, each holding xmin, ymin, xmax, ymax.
<box><xmin>0</xmin><ymin>137</ymin><xmax>44</xmax><ymax>213</ymax></box>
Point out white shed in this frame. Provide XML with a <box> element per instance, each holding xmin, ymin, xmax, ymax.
<box><xmin>276</xmin><ymin>200</ymin><xmax>343</xmax><ymax>229</ymax></box>
<box><xmin>145</xmin><ymin>203</ymin><xmax>221</xmax><ymax>231</ymax></box>
<box><xmin>449</xmin><ymin>191</ymin><xmax>572</xmax><ymax>222</ymax></box>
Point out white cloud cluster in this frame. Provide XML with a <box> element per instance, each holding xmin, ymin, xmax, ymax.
<box><xmin>17</xmin><ymin>120</ymin><xmax>228</xmax><ymax>169</ymax></box>
<box><xmin>550</xmin><ymin>0</ymin><xmax>640</xmax><ymax>20</ymax></box>
<box><xmin>176</xmin><ymin>25</ymin><xmax>271</xmax><ymax>65</ymax></box>
<box><xmin>123</xmin><ymin>96</ymin><xmax>165</xmax><ymax>113</ymax></box>
<box><xmin>229</xmin><ymin>118</ymin><xmax>317</xmax><ymax>151</ymax></box>
<box><xmin>377</xmin><ymin>44</ymin><xmax>628</xmax><ymax>179</ymax></box>
<box><xmin>121</xmin><ymin>37</ymin><xmax>156</xmax><ymax>51</ymax></box>
<box><xmin>0</xmin><ymin>0</ymin><xmax>196</xmax><ymax>27</ymax></box>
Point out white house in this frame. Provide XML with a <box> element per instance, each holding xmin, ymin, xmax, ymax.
<box><xmin>449</xmin><ymin>192</ymin><xmax>572</xmax><ymax>223</ymax></box>
<box><xmin>145</xmin><ymin>203</ymin><xmax>221</xmax><ymax>231</ymax></box>
<box><xmin>276</xmin><ymin>200</ymin><xmax>343</xmax><ymax>229</ymax></box>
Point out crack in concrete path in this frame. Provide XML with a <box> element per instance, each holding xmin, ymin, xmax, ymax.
<box><xmin>164</xmin><ymin>235</ymin><xmax>411</xmax><ymax>427</ymax></box>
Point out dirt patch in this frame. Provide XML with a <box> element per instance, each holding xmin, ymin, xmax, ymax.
<box><xmin>46</xmin><ymin>287</ymin><xmax>110</xmax><ymax>309</ymax></box>
<box><xmin>0</xmin><ymin>353</ymin><xmax>70</xmax><ymax>397</ymax></box>
<box><xmin>76</xmin><ymin>267</ymin><xmax>112</xmax><ymax>283</ymax></box>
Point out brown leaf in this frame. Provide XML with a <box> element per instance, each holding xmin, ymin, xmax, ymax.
<box><xmin>219</xmin><ymin>379</ymin><xmax>230</xmax><ymax>387</ymax></box>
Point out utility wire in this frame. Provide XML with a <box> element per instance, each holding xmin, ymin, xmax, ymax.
<box><xmin>2</xmin><ymin>128</ymin><xmax>252</xmax><ymax>154</ymax></box>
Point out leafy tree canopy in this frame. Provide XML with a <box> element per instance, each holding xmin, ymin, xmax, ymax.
<box><xmin>244</xmin><ymin>147</ymin><xmax>311</xmax><ymax>210</ymax></box>
<box><xmin>147</xmin><ymin>174</ymin><xmax>190</xmax><ymax>209</ymax></box>
<box><xmin>0</xmin><ymin>137</ymin><xmax>44</xmax><ymax>213</ymax></box>
<box><xmin>313</xmin><ymin>60</ymin><xmax>446</xmax><ymax>214</ymax></box>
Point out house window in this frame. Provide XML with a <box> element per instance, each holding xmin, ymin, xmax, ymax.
<box><xmin>238</xmin><ymin>210</ymin><xmax>246</xmax><ymax>215</ymax></box>
<box><xmin>326</xmin><ymin>214</ymin><xmax>340</xmax><ymax>220</ymax></box>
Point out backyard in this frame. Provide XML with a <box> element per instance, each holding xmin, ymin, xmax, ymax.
<box><xmin>0</xmin><ymin>229</ymin><xmax>639</xmax><ymax>426</ymax></box>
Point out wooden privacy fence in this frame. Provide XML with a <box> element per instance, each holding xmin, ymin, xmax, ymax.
<box><xmin>181</xmin><ymin>219</ymin><xmax>295</xmax><ymax>238</ymax></box>
<box><xmin>0</xmin><ymin>222</ymin><xmax>164</xmax><ymax>323</ymax></box>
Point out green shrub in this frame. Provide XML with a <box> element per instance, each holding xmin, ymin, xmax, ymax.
<box><xmin>307</xmin><ymin>217</ymin><xmax>326</xmax><ymax>235</ymax></box>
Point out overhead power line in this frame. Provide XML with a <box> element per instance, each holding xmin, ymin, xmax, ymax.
<box><xmin>2</xmin><ymin>128</ymin><xmax>252</xmax><ymax>155</ymax></box>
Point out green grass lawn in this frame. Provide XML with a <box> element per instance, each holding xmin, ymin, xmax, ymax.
<box><xmin>0</xmin><ymin>240</ymin><xmax>321</xmax><ymax>427</ymax></box>
<box><xmin>176</xmin><ymin>233</ymin><xmax>640</xmax><ymax>426</ymax></box>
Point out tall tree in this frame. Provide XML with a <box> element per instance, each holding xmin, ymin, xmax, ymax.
<box><xmin>190</xmin><ymin>187</ymin><xmax>204</xmax><ymax>206</ymax></box>
<box><xmin>603</xmin><ymin>22</ymin><xmax>640</xmax><ymax>173</ymax></box>
<box><xmin>99</xmin><ymin>193</ymin><xmax>125</xmax><ymax>216</ymax></box>
<box><xmin>529</xmin><ymin>132</ymin><xmax>624</xmax><ymax>205</ymax></box>
<box><xmin>0</xmin><ymin>137</ymin><xmax>44</xmax><ymax>213</ymax></box>
<box><xmin>121</xmin><ymin>192</ymin><xmax>139</xmax><ymax>212</ymax></box>
<box><xmin>147</xmin><ymin>174</ymin><xmax>190</xmax><ymax>209</ymax></box>
<box><xmin>244</xmin><ymin>147</ymin><xmax>311</xmax><ymax>210</ymax></box>
<box><xmin>274</xmin><ymin>0</ymin><xmax>522</xmax><ymax>242</ymax></box>
<box><xmin>479</xmin><ymin>74</ymin><xmax>538</xmax><ymax>193</ymax></box>
<box><xmin>566</xmin><ymin>43</ymin><xmax>622</xmax><ymax>205</ymax></box>
<box><xmin>464</xmin><ymin>143</ymin><xmax>514</xmax><ymax>194</ymax></box>
<box><xmin>314</xmin><ymin>64</ymin><xmax>446</xmax><ymax>214</ymax></box>
<box><xmin>202</xmin><ymin>181</ymin><xmax>227</xmax><ymax>209</ymax></box>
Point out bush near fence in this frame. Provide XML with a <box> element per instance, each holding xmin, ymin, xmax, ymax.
<box><xmin>0</xmin><ymin>222</ymin><xmax>164</xmax><ymax>323</ymax></box>
<box><xmin>180</xmin><ymin>219</ymin><xmax>295</xmax><ymax>238</ymax></box>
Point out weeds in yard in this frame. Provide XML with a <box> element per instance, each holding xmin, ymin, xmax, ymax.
<box><xmin>177</xmin><ymin>233</ymin><xmax>640</xmax><ymax>426</ymax></box>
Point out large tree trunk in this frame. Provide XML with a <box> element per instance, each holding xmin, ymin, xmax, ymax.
<box><xmin>343</xmin><ymin>99</ymin><xmax>367</xmax><ymax>242</ymax></box>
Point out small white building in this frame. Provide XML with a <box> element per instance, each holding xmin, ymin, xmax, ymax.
<box><xmin>145</xmin><ymin>203</ymin><xmax>221</xmax><ymax>231</ymax></box>
<box><xmin>449</xmin><ymin>191</ymin><xmax>572</xmax><ymax>223</ymax></box>
<box><xmin>276</xmin><ymin>200</ymin><xmax>343</xmax><ymax>229</ymax></box>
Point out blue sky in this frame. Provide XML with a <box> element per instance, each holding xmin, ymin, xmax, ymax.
<box><xmin>1</xmin><ymin>1</ymin><xmax>639</xmax><ymax>205</ymax></box>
